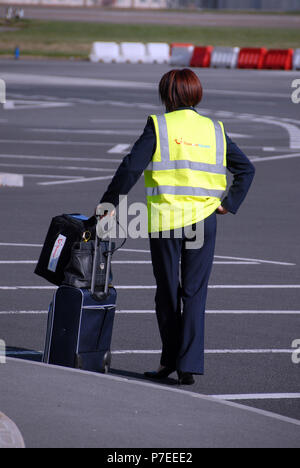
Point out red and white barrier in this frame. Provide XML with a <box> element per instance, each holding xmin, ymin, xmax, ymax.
<box><xmin>210</xmin><ymin>47</ymin><xmax>240</xmax><ymax>69</ymax></box>
<box><xmin>263</xmin><ymin>49</ymin><xmax>294</xmax><ymax>71</ymax></box>
<box><xmin>238</xmin><ymin>47</ymin><xmax>267</xmax><ymax>69</ymax></box>
<box><xmin>89</xmin><ymin>41</ymin><xmax>298</xmax><ymax>72</ymax></box>
<box><xmin>170</xmin><ymin>43</ymin><xmax>195</xmax><ymax>66</ymax></box>
<box><xmin>190</xmin><ymin>46</ymin><xmax>213</xmax><ymax>68</ymax></box>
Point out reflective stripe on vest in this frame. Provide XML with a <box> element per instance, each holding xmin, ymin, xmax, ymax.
<box><xmin>146</xmin><ymin>185</ymin><xmax>225</xmax><ymax>198</ymax></box>
<box><xmin>147</xmin><ymin>114</ymin><xmax>226</xmax><ymax>174</ymax></box>
<box><xmin>145</xmin><ymin>110</ymin><xmax>227</xmax><ymax>231</ymax></box>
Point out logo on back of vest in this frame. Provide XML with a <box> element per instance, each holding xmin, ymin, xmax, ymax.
<box><xmin>48</xmin><ymin>234</ymin><xmax>67</xmax><ymax>272</ymax></box>
<box><xmin>175</xmin><ymin>138</ymin><xmax>211</xmax><ymax>148</ymax></box>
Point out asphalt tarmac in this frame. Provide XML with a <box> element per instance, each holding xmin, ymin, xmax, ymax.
<box><xmin>0</xmin><ymin>60</ymin><xmax>299</xmax><ymax>446</ymax></box>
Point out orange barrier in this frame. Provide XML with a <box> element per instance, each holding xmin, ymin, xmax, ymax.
<box><xmin>190</xmin><ymin>46</ymin><xmax>213</xmax><ymax>68</ymax></box>
<box><xmin>263</xmin><ymin>49</ymin><xmax>294</xmax><ymax>71</ymax></box>
<box><xmin>238</xmin><ymin>48</ymin><xmax>267</xmax><ymax>69</ymax></box>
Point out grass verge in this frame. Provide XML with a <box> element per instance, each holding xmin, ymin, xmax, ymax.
<box><xmin>1</xmin><ymin>19</ymin><xmax>299</xmax><ymax>59</ymax></box>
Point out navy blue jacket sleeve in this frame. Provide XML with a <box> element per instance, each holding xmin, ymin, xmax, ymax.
<box><xmin>100</xmin><ymin>118</ymin><xmax>156</xmax><ymax>208</ymax></box>
<box><xmin>221</xmin><ymin>134</ymin><xmax>256</xmax><ymax>214</ymax></box>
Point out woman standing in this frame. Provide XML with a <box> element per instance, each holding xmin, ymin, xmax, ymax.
<box><xmin>98</xmin><ymin>69</ymin><xmax>255</xmax><ymax>385</ymax></box>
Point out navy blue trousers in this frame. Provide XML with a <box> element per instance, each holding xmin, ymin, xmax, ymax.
<box><xmin>149</xmin><ymin>212</ymin><xmax>217</xmax><ymax>375</ymax></box>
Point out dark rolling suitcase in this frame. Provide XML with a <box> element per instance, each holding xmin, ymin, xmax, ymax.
<box><xmin>43</xmin><ymin>235</ymin><xmax>116</xmax><ymax>374</ymax></box>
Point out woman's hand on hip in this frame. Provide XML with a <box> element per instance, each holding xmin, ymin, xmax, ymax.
<box><xmin>216</xmin><ymin>205</ymin><xmax>229</xmax><ymax>215</ymax></box>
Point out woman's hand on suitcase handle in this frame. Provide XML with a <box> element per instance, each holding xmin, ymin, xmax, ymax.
<box><xmin>95</xmin><ymin>204</ymin><xmax>116</xmax><ymax>220</ymax></box>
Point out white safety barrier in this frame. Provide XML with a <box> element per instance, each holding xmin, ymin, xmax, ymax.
<box><xmin>145</xmin><ymin>43</ymin><xmax>170</xmax><ymax>64</ymax></box>
<box><xmin>170</xmin><ymin>45</ymin><xmax>195</xmax><ymax>66</ymax></box>
<box><xmin>0</xmin><ymin>173</ymin><xmax>24</xmax><ymax>187</ymax></box>
<box><xmin>89</xmin><ymin>42</ymin><xmax>120</xmax><ymax>63</ymax></box>
<box><xmin>293</xmin><ymin>49</ymin><xmax>300</xmax><ymax>70</ymax></box>
<box><xmin>118</xmin><ymin>42</ymin><xmax>147</xmax><ymax>64</ymax></box>
<box><xmin>211</xmin><ymin>47</ymin><xmax>240</xmax><ymax>69</ymax></box>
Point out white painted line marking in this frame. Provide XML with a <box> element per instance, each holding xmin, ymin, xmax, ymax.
<box><xmin>23</xmin><ymin>174</ymin><xmax>84</xmax><ymax>180</ymax></box>
<box><xmin>116</xmin><ymin>310</ymin><xmax>300</xmax><ymax>315</ymax></box>
<box><xmin>38</xmin><ymin>175</ymin><xmax>113</xmax><ymax>186</ymax></box>
<box><xmin>251</xmin><ymin>153</ymin><xmax>300</xmax><ymax>163</ymax></box>
<box><xmin>0</xmin><ymin>285</ymin><xmax>299</xmax><ymax>291</ymax></box>
<box><xmin>0</xmin><ymin>243</ymin><xmax>43</xmax><ymax>247</ymax></box>
<box><xmin>214</xmin><ymin>261</ymin><xmax>260</xmax><ymax>265</ymax></box>
<box><xmin>227</xmin><ymin>133</ymin><xmax>250</xmax><ymax>139</ymax></box>
<box><xmin>254</xmin><ymin>117</ymin><xmax>300</xmax><ymax>149</ymax></box>
<box><xmin>112</xmin><ymin>349</ymin><xmax>294</xmax><ymax>355</ymax></box>
<box><xmin>0</xmin><ymin>310</ymin><xmax>48</xmax><ymax>315</ymax></box>
<box><xmin>91</xmin><ymin>119</ymin><xmax>143</xmax><ymax>124</ymax></box>
<box><xmin>0</xmin><ymin>154</ymin><xmax>122</xmax><ymax>164</ymax></box>
<box><xmin>0</xmin><ymin>286</ymin><xmax>56</xmax><ymax>290</ymax></box>
<box><xmin>0</xmin><ymin>139</ymin><xmax>115</xmax><ymax>147</ymax></box>
<box><xmin>3</xmin><ymin>100</ymin><xmax>72</xmax><ymax>110</ymax></box>
<box><xmin>206</xmin><ymin>89</ymin><xmax>289</xmax><ymax>99</ymax></box>
<box><xmin>0</xmin><ymin>73</ymin><xmax>155</xmax><ymax>90</ymax></box>
<box><xmin>0</xmin><ymin>162</ymin><xmax>113</xmax><ymax>173</ymax></box>
<box><xmin>206</xmin><ymin>310</ymin><xmax>300</xmax><ymax>315</ymax></box>
<box><xmin>108</xmin><ymin>144</ymin><xmax>131</xmax><ymax>154</ymax></box>
<box><xmin>0</xmin><ymin>261</ymin><xmax>37</xmax><ymax>264</ymax></box>
<box><xmin>211</xmin><ymin>393</ymin><xmax>300</xmax><ymax>401</ymax></box>
<box><xmin>215</xmin><ymin>255</ymin><xmax>295</xmax><ymax>266</ymax></box>
<box><xmin>0</xmin><ymin>260</ymin><xmax>261</xmax><ymax>266</ymax></box>
<box><xmin>1</xmin><ymin>309</ymin><xmax>300</xmax><ymax>316</ymax></box>
<box><xmin>115</xmin><ymin>261</ymin><xmax>259</xmax><ymax>266</ymax></box>
<box><xmin>208</xmin><ymin>285</ymin><xmax>300</xmax><ymax>289</ymax></box>
<box><xmin>205</xmin><ymin>349</ymin><xmax>294</xmax><ymax>354</ymax></box>
<box><xmin>0</xmin><ymin>243</ymin><xmax>296</xmax><ymax>266</ymax></box>
<box><xmin>120</xmin><ymin>248</ymin><xmax>151</xmax><ymax>253</ymax></box>
<box><xmin>263</xmin><ymin>147</ymin><xmax>276</xmax><ymax>152</ymax></box>
<box><xmin>30</xmin><ymin>128</ymin><xmax>140</xmax><ymax>136</ymax></box>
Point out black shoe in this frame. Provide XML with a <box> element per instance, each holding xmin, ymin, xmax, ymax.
<box><xmin>144</xmin><ymin>367</ymin><xmax>176</xmax><ymax>380</ymax></box>
<box><xmin>177</xmin><ymin>371</ymin><xmax>195</xmax><ymax>385</ymax></box>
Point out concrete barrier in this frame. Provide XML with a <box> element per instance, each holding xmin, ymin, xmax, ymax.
<box><xmin>0</xmin><ymin>173</ymin><xmax>24</xmax><ymax>187</ymax></box>
<box><xmin>89</xmin><ymin>42</ymin><xmax>120</xmax><ymax>63</ymax></box>
<box><xmin>293</xmin><ymin>49</ymin><xmax>300</xmax><ymax>70</ymax></box>
<box><xmin>211</xmin><ymin>46</ymin><xmax>240</xmax><ymax>69</ymax></box>
<box><xmin>145</xmin><ymin>43</ymin><xmax>170</xmax><ymax>64</ymax></box>
<box><xmin>118</xmin><ymin>42</ymin><xmax>147</xmax><ymax>64</ymax></box>
<box><xmin>170</xmin><ymin>43</ymin><xmax>195</xmax><ymax>66</ymax></box>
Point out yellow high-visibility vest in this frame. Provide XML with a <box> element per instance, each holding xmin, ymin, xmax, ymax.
<box><xmin>144</xmin><ymin>109</ymin><xmax>227</xmax><ymax>233</ymax></box>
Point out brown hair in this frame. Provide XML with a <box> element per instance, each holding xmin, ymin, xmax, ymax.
<box><xmin>159</xmin><ymin>68</ymin><xmax>203</xmax><ymax>112</ymax></box>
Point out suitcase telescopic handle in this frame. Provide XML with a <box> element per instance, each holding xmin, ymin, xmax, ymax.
<box><xmin>91</xmin><ymin>235</ymin><xmax>112</xmax><ymax>299</ymax></box>
<box><xmin>90</xmin><ymin>235</ymin><xmax>99</xmax><ymax>297</ymax></box>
